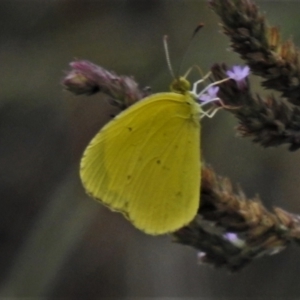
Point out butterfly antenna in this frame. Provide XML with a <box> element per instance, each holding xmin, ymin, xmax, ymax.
<box><xmin>163</xmin><ymin>35</ymin><xmax>176</xmax><ymax>79</ymax></box>
<box><xmin>177</xmin><ymin>23</ymin><xmax>205</xmax><ymax>77</ymax></box>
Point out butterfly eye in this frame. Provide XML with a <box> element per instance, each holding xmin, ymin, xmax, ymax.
<box><xmin>170</xmin><ymin>77</ymin><xmax>191</xmax><ymax>94</ymax></box>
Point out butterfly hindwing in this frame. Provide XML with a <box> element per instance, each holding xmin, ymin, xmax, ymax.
<box><xmin>80</xmin><ymin>92</ymin><xmax>201</xmax><ymax>234</ymax></box>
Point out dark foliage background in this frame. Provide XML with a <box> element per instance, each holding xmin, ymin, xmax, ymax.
<box><xmin>0</xmin><ymin>0</ymin><xmax>300</xmax><ymax>298</ymax></box>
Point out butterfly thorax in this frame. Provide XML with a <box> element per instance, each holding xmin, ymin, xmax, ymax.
<box><xmin>170</xmin><ymin>77</ymin><xmax>191</xmax><ymax>94</ymax></box>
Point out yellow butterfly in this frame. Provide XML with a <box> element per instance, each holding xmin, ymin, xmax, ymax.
<box><xmin>80</xmin><ymin>69</ymin><xmax>224</xmax><ymax>235</ymax></box>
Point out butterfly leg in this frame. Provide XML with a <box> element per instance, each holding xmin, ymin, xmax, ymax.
<box><xmin>200</xmin><ymin>96</ymin><xmax>241</xmax><ymax>111</ymax></box>
<box><xmin>200</xmin><ymin>106</ymin><xmax>222</xmax><ymax>119</ymax></box>
<box><xmin>191</xmin><ymin>71</ymin><xmax>212</xmax><ymax>95</ymax></box>
<box><xmin>199</xmin><ymin>97</ymin><xmax>220</xmax><ymax>107</ymax></box>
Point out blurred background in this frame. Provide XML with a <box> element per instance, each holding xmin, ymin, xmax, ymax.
<box><xmin>0</xmin><ymin>0</ymin><xmax>300</xmax><ymax>298</ymax></box>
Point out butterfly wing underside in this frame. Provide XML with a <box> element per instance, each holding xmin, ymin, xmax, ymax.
<box><xmin>80</xmin><ymin>92</ymin><xmax>201</xmax><ymax>234</ymax></box>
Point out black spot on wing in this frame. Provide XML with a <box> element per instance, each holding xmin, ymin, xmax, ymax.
<box><xmin>176</xmin><ymin>191</ymin><xmax>182</xmax><ymax>197</ymax></box>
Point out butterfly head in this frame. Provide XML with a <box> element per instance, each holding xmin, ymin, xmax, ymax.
<box><xmin>170</xmin><ymin>77</ymin><xmax>191</xmax><ymax>94</ymax></box>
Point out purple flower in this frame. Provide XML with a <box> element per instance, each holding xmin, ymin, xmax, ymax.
<box><xmin>226</xmin><ymin>65</ymin><xmax>250</xmax><ymax>89</ymax></box>
<box><xmin>198</xmin><ymin>86</ymin><xmax>219</xmax><ymax>103</ymax></box>
<box><xmin>223</xmin><ymin>232</ymin><xmax>245</xmax><ymax>248</ymax></box>
<box><xmin>197</xmin><ymin>251</ymin><xmax>209</xmax><ymax>264</ymax></box>
<box><xmin>63</xmin><ymin>60</ymin><xmax>102</xmax><ymax>95</ymax></box>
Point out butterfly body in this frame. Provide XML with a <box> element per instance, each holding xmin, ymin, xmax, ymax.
<box><xmin>80</xmin><ymin>78</ymin><xmax>202</xmax><ymax>235</ymax></box>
